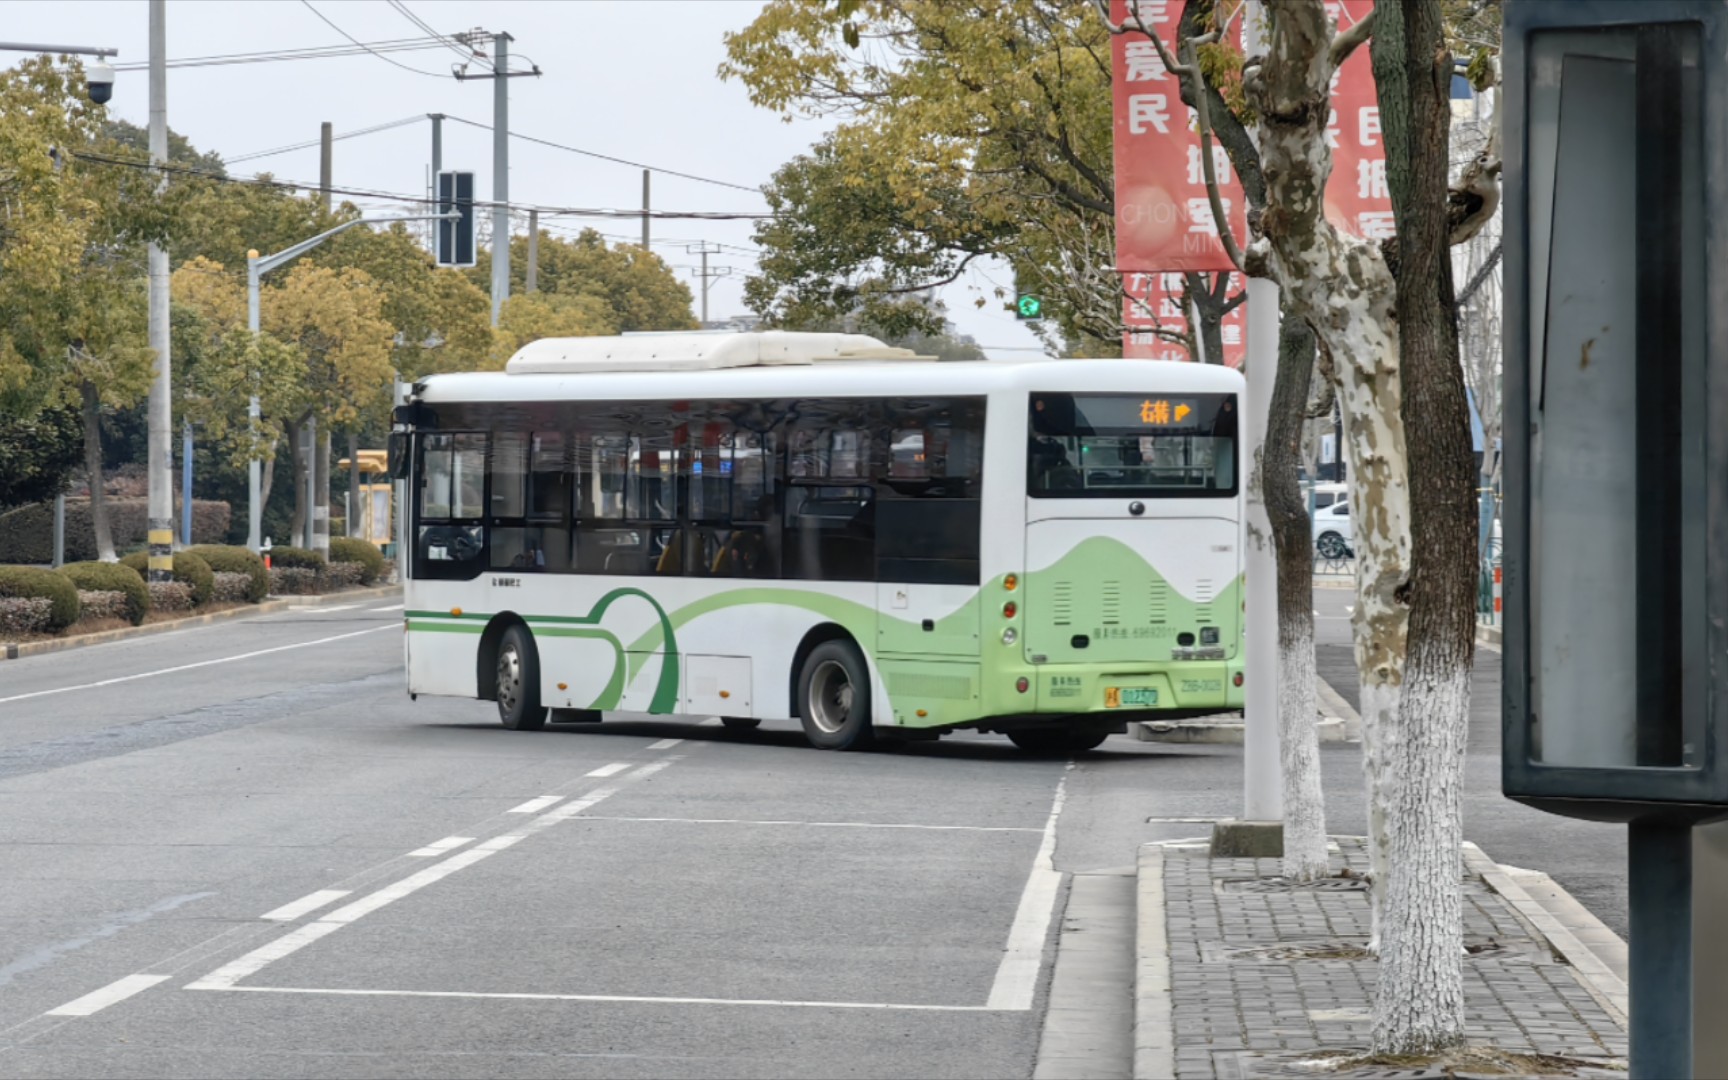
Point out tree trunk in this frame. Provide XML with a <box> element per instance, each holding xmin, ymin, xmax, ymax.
<box><xmin>78</xmin><ymin>379</ymin><xmax>116</xmax><ymax>563</ymax></box>
<box><xmin>314</xmin><ymin>426</ymin><xmax>331</xmax><ymax>558</ymax></box>
<box><xmin>1265</xmin><ymin>308</ymin><xmax>1327</xmax><ymax>881</ymax></box>
<box><xmin>1369</xmin><ymin>0</ymin><xmax>1475</xmax><ymax>1054</ymax></box>
<box><xmin>1251</xmin><ymin>1</ymin><xmax>1412</xmax><ymax>946</ymax></box>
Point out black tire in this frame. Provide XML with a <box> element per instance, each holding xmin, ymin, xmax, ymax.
<box><xmin>1316</xmin><ymin>532</ymin><xmax>1349</xmax><ymax>560</ymax></box>
<box><xmin>495</xmin><ymin>624</ymin><xmax>548</xmax><ymax>731</ymax></box>
<box><xmin>796</xmin><ymin>639</ymin><xmax>875</xmax><ymax>750</ymax></box>
<box><xmin>1007</xmin><ymin>727</ymin><xmax>1110</xmax><ymax>754</ymax></box>
<box><xmin>721</xmin><ymin>717</ymin><xmax>761</xmax><ymax>730</ymax></box>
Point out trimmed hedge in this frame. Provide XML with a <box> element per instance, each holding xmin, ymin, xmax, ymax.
<box><xmin>0</xmin><ymin>565</ymin><xmax>81</xmax><ymax>630</ymax></box>
<box><xmin>269</xmin><ymin>567</ymin><xmax>322</xmax><ymax>595</ymax></box>
<box><xmin>187</xmin><ymin>545</ymin><xmax>268</xmax><ymax>603</ymax></box>
<box><xmin>0</xmin><ymin>597</ymin><xmax>54</xmax><ymax>636</ymax></box>
<box><xmin>266</xmin><ymin>545</ymin><xmax>325</xmax><ymax>571</ymax></box>
<box><xmin>76</xmin><ymin>590</ymin><xmax>130</xmax><ymax>622</ymax></box>
<box><xmin>120</xmin><ymin>550</ymin><xmax>214</xmax><ymax>607</ymax></box>
<box><xmin>0</xmin><ymin>498</ymin><xmax>231</xmax><ymax>564</ymax></box>
<box><xmin>328</xmin><ymin>537</ymin><xmax>386</xmax><ymax>585</ymax></box>
<box><xmin>58</xmin><ymin>561</ymin><xmax>150</xmax><ymax>625</ymax></box>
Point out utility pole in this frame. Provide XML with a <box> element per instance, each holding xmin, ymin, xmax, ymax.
<box><xmin>641</xmin><ymin>169</ymin><xmax>651</xmax><ymax>250</ymax></box>
<box><xmin>525</xmin><ymin>209</ymin><xmax>539</xmax><ymax>292</ymax></box>
<box><xmin>453</xmin><ymin>34</ymin><xmax>539</xmax><ymax>326</ymax></box>
<box><xmin>1240</xmin><ymin>0</ymin><xmax>1282</xmax><ymax>826</ymax></box>
<box><xmin>429</xmin><ymin>112</ymin><xmax>443</xmax><ymax>250</ymax></box>
<box><xmin>145</xmin><ymin>0</ymin><xmax>172</xmax><ymax>582</ymax></box>
<box><xmin>686</xmin><ymin>242</ymin><xmax>730</xmax><ymax>326</ymax></box>
<box><xmin>490</xmin><ymin>32</ymin><xmax>511</xmax><ymax>325</ymax></box>
<box><xmin>319</xmin><ymin>121</ymin><xmax>332</xmax><ymax>211</ymax></box>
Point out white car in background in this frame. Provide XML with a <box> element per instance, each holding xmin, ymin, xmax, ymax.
<box><xmin>1312</xmin><ymin>499</ymin><xmax>1354</xmax><ymax>560</ymax></box>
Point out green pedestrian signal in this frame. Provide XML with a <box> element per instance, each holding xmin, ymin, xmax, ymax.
<box><xmin>1016</xmin><ymin>294</ymin><xmax>1043</xmax><ymax>320</ymax></box>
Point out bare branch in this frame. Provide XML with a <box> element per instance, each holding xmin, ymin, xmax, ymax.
<box><xmin>881</xmin><ymin>250</ymin><xmax>986</xmax><ymax>295</ymax></box>
<box><xmin>1328</xmin><ymin>7</ymin><xmax>1376</xmax><ymax>68</ymax></box>
<box><xmin>1456</xmin><ymin>239</ymin><xmax>1501</xmax><ymax>306</ymax></box>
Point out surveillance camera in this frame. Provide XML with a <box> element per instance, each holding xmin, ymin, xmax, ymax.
<box><xmin>85</xmin><ymin>60</ymin><xmax>114</xmax><ymax>105</ymax></box>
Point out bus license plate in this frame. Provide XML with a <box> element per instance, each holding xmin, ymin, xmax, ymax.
<box><xmin>1105</xmin><ymin>687</ymin><xmax>1158</xmax><ymax>708</ymax></box>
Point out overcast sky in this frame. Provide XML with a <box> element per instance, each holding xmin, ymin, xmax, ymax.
<box><xmin>5</xmin><ymin>0</ymin><xmax>1048</xmax><ymax>358</ymax></box>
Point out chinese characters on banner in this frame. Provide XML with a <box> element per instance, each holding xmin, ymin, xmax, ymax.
<box><xmin>1111</xmin><ymin>0</ymin><xmax>1388</xmax><ymax>364</ymax></box>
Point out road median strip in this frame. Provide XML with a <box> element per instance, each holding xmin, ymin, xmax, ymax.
<box><xmin>0</xmin><ymin>584</ymin><xmax>403</xmax><ymax>661</ymax></box>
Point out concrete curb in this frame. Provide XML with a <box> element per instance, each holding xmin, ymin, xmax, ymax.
<box><xmin>1476</xmin><ymin>622</ymin><xmax>1503</xmax><ymax>647</ymax></box>
<box><xmin>1462</xmin><ymin>842</ymin><xmax>1630</xmax><ymax>1028</ymax></box>
<box><xmin>1133</xmin><ymin>715</ymin><xmax>1348</xmax><ymax>745</ymax></box>
<box><xmin>1132</xmin><ymin>843</ymin><xmax>1175</xmax><ymax>1080</ymax></box>
<box><xmin>0</xmin><ymin>584</ymin><xmax>402</xmax><ymax>661</ymax></box>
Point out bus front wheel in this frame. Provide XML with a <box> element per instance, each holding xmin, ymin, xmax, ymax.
<box><xmin>796</xmin><ymin>640</ymin><xmax>875</xmax><ymax>751</ymax></box>
<box><xmin>496</xmin><ymin>625</ymin><xmax>549</xmax><ymax>731</ymax></box>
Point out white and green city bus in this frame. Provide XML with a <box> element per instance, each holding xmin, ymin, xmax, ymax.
<box><xmin>395</xmin><ymin>331</ymin><xmax>1245</xmax><ymax>752</ymax></box>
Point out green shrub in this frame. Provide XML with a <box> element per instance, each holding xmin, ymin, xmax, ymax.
<box><xmin>187</xmin><ymin>545</ymin><xmax>268</xmax><ymax>603</ymax></box>
<box><xmin>58</xmin><ymin>561</ymin><xmax>150</xmax><ymax>625</ymax></box>
<box><xmin>328</xmin><ymin>537</ymin><xmax>386</xmax><ymax>585</ymax></box>
<box><xmin>0</xmin><ymin>565</ymin><xmax>81</xmax><ymax>630</ymax></box>
<box><xmin>120</xmin><ymin>550</ymin><xmax>214</xmax><ymax>607</ymax></box>
<box><xmin>266</xmin><ymin>545</ymin><xmax>325</xmax><ymax>571</ymax></box>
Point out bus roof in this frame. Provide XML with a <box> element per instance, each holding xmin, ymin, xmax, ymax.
<box><xmin>415</xmin><ymin>352</ymin><xmax>1245</xmax><ymax>405</ymax></box>
<box><xmin>503</xmin><ymin>331</ymin><xmax>921</xmax><ymax>374</ymax></box>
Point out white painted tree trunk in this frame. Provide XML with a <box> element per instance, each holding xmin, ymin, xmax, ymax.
<box><xmin>1278</xmin><ymin>610</ymin><xmax>1327</xmax><ymax>880</ymax></box>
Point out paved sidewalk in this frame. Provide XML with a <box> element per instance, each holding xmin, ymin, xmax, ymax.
<box><xmin>1137</xmin><ymin>838</ymin><xmax>1628</xmax><ymax>1079</ymax></box>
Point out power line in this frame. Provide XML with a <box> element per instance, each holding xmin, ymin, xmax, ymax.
<box><xmin>299</xmin><ymin>0</ymin><xmax>449</xmax><ymax>78</ymax></box>
<box><xmin>442</xmin><ymin>116</ymin><xmax>761</xmax><ymax>195</ymax></box>
<box><xmin>111</xmin><ymin>37</ymin><xmax>449</xmax><ymax>71</ymax></box>
<box><xmin>385</xmin><ymin>0</ymin><xmax>492</xmax><ymax>71</ymax></box>
<box><xmin>71</xmin><ymin>149</ymin><xmax>774</xmax><ymax>220</ymax></box>
<box><xmin>225</xmin><ymin>115</ymin><xmax>426</xmax><ymax>164</ymax></box>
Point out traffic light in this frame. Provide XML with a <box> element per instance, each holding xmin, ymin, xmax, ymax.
<box><xmin>1015</xmin><ymin>293</ymin><xmax>1043</xmax><ymax>320</ymax></box>
<box><xmin>436</xmin><ymin>170</ymin><xmax>476</xmax><ymax>267</ymax></box>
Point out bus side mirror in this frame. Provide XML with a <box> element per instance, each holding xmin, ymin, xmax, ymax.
<box><xmin>388</xmin><ymin>433</ymin><xmax>409</xmax><ymax>480</ymax></box>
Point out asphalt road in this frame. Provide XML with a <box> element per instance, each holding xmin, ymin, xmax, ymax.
<box><xmin>0</xmin><ymin>598</ymin><xmax>1192</xmax><ymax>1080</ymax></box>
<box><xmin>0</xmin><ymin>589</ymin><xmax>1630</xmax><ymax>1078</ymax></box>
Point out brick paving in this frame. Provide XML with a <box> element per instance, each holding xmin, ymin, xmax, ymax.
<box><xmin>1160</xmin><ymin>838</ymin><xmax>1628</xmax><ymax>1079</ymax></box>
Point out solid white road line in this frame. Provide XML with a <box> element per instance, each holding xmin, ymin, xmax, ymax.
<box><xmin>506</xmin><ymin>795</ymin><xmax>563</xmax><ymax>814</ymax></box>
<box><xmin>371</xmin><ymin>603</ymin><xmax>405</xmax><ymax>612</ymax></box>
<box><xmin>45</xmin><ymin>974</ymin><xmax>170</xmax><ymax>1017</ymax></box>
<box><xmin>312</xmin><ymin>604</ymin><xmax>359</xmax><ymax>613</ymax></box>
<box><xmin>260</xmin><ymin>890</ymin><xmax>352</xmax><ymax>922</ymax></box>
<box><xmin>407</xmin><ymin>836</ymin><xmax>474</xmax><ymax>858</ymax></box>
<box><xmin>584</xmin><ymin>762</ymin><xmax>632</xmax><ymax>778</ymax></box>
<box><xmin>0</xmin><ymin>624</ymin><xmax>397</xmax><ymax>706</ymax></box>
<box><xmin>645</xmin><ymin>738</ymin><xmax>683</xmax><ymax>750</ymax></box>
<box><xmin>986</xmin><ymin>768</ymin><xmax>1070</xmax><ymax>1011</ymax></box>
<box><xmin>198</xmin><ymin>984</ymin><xmax>994</xmax><ymax>1012</ymax></box>
<box><xmin>567</xmin><ymin>815</ymin><xmax>1043</xmax><ymax>833</ymax></box>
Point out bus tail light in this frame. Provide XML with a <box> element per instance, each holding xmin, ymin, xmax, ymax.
<box><xmin>1002</xmin><ymin>627</ymin><xmax>1017</xmax><ymax>645</ymax></box>
<box><xmin>1233</xmin><ymin>672</ymin><xmax>1244</xmax><ymax>687</ymax></box>
<box><xmin>1002</xmin><ymin>601</ymin><xmax>1017</xmax><ymax>619</ymax></box>
<box><xmin>1003</xmin><ymin>573</ymin><xmax>1018</xmax><ymax>592</ymax></box>
<box><xmin>1016</xmin><ymin>677</ymin><xmax>1029</xmax><ymax>694</ymax></box>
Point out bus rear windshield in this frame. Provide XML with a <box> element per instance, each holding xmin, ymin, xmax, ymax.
<box><xmin>1028</xmin><ymin>391</ymin><xmax>1238</xmax><ymax>498</ymax></box>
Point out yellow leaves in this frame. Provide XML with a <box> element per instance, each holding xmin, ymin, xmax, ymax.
<box><xmin>172</xmin><ymin>257</ymin><xmax>246</xmax><ymax>336</ymax></box>
<box><xmin>489</xmin><ymin>292</ymin><xmax>617</xmax><ymax>369</ymax></box>
<box><xmin>262</xmin><ymin>263</ymin><xmax>394</xmax><ymax>428</ymax></box>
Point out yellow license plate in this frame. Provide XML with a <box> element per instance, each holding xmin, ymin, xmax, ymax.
<box><xmin>1105</xmin><ymin>687</ymin><xmax>1158</xmax><ymax>708</ymax></box>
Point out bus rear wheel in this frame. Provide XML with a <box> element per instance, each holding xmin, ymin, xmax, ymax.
<box><xmin>797</xmin><ymin>640</ymin><xmax>875</xmax><ymax>751</ymax></box>
<box><xmin>496</xmin><ymin>625</ymin><xmax>548</xmax><ymax>731</ymax></box>
<box><xmin>1007</xmin><ymin>727</ymin><xmax>1110</xmax><ymax>754</ymax></box>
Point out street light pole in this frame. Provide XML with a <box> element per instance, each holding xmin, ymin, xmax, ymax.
<box><xmin>145</xmin><ymin>0</ymin><xmax>172</xmax><ymax>582</ymax></box>
<box><xmin>490</xmin><ymin>32</ymin><xmax>511</xmax><ymax>327</ymax></box>
<box><xmin>244</xmin><ymin>213</ymin><xmax>455</xmax><ymax>552</ymax></box>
